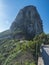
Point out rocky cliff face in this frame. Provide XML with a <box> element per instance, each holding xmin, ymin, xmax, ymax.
<box><xmin>10</xmin><ymin>5</ymin><xmax>43</xmax><ymax>39</ymax></box>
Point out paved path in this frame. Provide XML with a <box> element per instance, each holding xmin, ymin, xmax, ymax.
<box><xmin>41</xmin><ymin>45</ymin><xmax>49</xmax><ymax>65</ymax></box>
<box><xmin>38</xmin><ymin>57</ymin><xmax>44</xmax><ymax>65</ymax></box>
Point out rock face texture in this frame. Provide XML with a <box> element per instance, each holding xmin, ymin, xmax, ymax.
<box><xmin>10</xmin><ymin>5</ymin><xmax>43</xmax><ymax>39</ymax></box>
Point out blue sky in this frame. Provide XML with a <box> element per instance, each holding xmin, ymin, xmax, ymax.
<box><xmin>0</xmin><ymin>0</ymin><xmax>49</xmax><ymax>33</ymax></box>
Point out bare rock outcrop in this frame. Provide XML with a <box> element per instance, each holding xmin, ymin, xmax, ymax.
<box><xmin>10</xmin><ymin>5</ymin><xmax>43</xmax><ymax>39</ymax></box>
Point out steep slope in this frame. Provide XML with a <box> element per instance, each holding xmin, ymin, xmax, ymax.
<box><xmin>0</xmin><ymin>5</ymin><xmax>43</xmax><ymax>40</ymax></box>
<box><xmin>10</xmin><ymin>5</ymin><xmax>43</xmax><ymax>39</ymax></box>
<box><xmin>0</xmin><ymin>39</ymin><xmax>36</xmax><ymax>65</ymax></box>
<box><xmin>0</xmin><ymin>33</ymin><xmax>49</xmax><ymax>65</ymax></box>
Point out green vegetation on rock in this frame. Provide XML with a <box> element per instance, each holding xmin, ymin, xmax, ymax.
<box><xmin>0</xmin><ymin>33</ymin><xmax>49</xmax><ymax>65</ymax></box>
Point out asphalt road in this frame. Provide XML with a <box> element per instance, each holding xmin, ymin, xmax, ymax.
<box><xmin>41</xmin><ymin>45</ymin><xmax>49</xmax><ymax>65</ymax></box>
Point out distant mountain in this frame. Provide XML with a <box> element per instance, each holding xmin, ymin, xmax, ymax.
<box><xmin>0</xmin><ymin>30</ymin><xmax>11</xmax><ymax>39</ymax></box>
<box><xmin>10</xmin><ymin>5</ymin><xmax>43</xmax><ymax>40</ymax></box>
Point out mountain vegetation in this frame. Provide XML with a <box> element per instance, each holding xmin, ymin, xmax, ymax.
<box><xmin>0</xmin><ymin>33</ymin><xmax>49</xmax><ymax>65</ymax></box>
<box><xmin>0</xmin><ymin>5</ymin><xmax>49</xmax><ymax>65</ymax></box>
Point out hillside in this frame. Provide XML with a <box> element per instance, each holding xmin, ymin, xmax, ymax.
<box><xmin>0</xmin><ymin>30</ymin><xmax>11</xmax><ymax>39</ymax></box>
<box><xmin>0</xmin><ymin>33</ymin><xmax>49</xmax><ymax>65</ymax></box>
<box><xmin>0</xmin><ymin>39</ymin><xmax>36</xmax><ymax>65</ymax></box>
<box><xmin>0</xmin><ymin>5</ymin><xmax>49</xmax><ymax>65</ymax></box>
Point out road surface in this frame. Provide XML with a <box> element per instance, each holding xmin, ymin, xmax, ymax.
<box><xmin>41</xmin><ymin>45</ymin><xmax>49</xmax><ymax>65</ymax></box>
